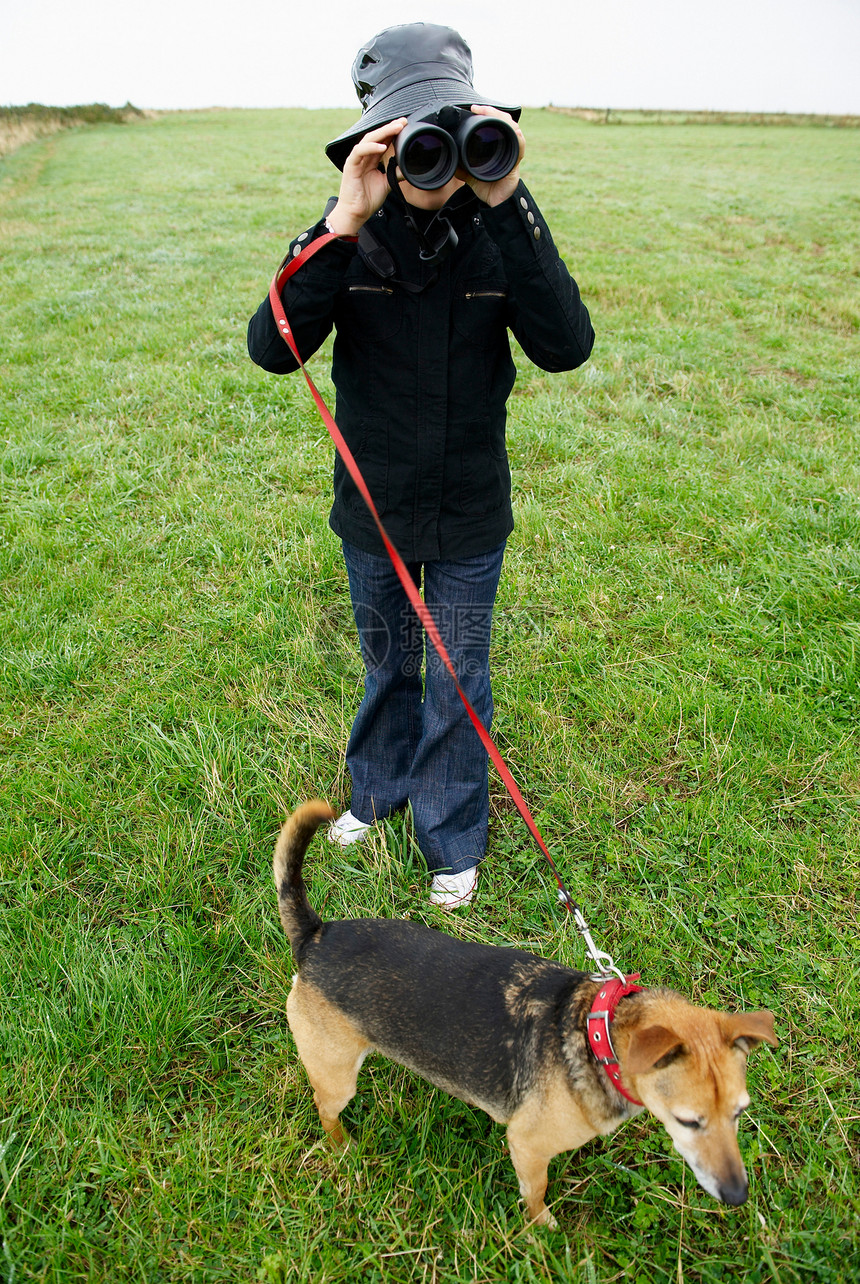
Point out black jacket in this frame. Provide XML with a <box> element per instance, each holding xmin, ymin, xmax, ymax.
<box><xmin>247</xmin><ymin>181</ymin><xmax>594</xmax><ymax>560</ymax></box>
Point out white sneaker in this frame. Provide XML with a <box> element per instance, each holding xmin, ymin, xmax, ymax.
<box><xmin>429</xmin><ymin>866</ymin><xmax>478</xmax><ymax>909</ymax></box>
<box><xmin>328</xmin><ymin>810</ymin><xmax>373</xmax><ymax>847</ymax></box>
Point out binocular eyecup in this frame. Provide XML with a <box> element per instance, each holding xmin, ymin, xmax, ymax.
<box><xmin>394</xmin><ymin>106</ymin><xmax>519</xmax><ymax>191</ymax></box>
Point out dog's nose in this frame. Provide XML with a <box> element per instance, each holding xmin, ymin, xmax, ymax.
<box><xmin>718</xmin><ymin>1175</ymin><xmax>749</xmax><ymax>1206</ymax></box>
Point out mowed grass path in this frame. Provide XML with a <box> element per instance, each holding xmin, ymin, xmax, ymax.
<box><xmin>1</xmin><ymin>109</ymin><xmax>858</xmax><ymax>1282</ymax></box>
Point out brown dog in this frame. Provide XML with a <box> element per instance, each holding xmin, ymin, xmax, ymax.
<box><xmin>275</xmin><ymin>801</ymin><xmax>777</xmax><ymax>1226</ymax></box>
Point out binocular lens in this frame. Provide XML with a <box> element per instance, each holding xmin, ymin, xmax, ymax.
<box><xmin>462</xmin><ymin>122</ymin><xmax>518</xmax><ymax>181</ymax></box>
<box><xmin>399</xmin><ymin>129</ymin><xmax>457</xmax><ymax>189</ymax></box>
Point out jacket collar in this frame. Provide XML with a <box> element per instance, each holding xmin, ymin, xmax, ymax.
<box><xmin>383</xmin><ymin>172</ymin><xmax>482</xmax><ymax>236</ymax></box>
<box><xmin>360</xmin><ymin>183</ymin><xmax>481</xmax><ymax>290</ymax></box>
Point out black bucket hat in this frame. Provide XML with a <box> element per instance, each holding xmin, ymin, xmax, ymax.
<box><xmin>325</xmin><ymin>22</ymin><xmax>521</xmax><ymax>171</ymax></box>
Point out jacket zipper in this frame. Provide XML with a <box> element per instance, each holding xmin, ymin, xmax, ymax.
<box><xmin>464</xmin><ymin>290</ymin><xmax>507</xmax><ymax>300</ymax></box>
<box><xmin>349</xmin><ymin>284</ymin><xmax>394</xmax><ymax>295</ymax></box>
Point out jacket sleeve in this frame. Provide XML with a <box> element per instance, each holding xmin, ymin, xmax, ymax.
<box><xmin>480</xmin><ymin>182</ymin><xmax>594</xmax><ymax>372</ymax></box>
<box><xmin>246</xmin><ymin>218</ymin><xmax>358</xmax><ymax>374</ymax></box>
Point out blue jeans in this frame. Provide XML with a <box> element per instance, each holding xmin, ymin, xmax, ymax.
<box><xmin>341</xmin><ymin>539</ymin><xmax>506</xmax><ymax>876</ymax></box>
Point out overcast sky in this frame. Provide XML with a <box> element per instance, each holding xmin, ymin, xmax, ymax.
<box><xmin>2</xmin><ymin>0</ymin><xmax>859</xmax><ymax>116</ymax></box>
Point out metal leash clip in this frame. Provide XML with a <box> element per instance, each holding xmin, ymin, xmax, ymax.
<box><xmin>556</xmin><ymin>884</ymin><xmax>626</xmax><ymax>982</ymax></box>
<box><xmin>565</xmin><ymin>899</ymin><xmax>627</xmax><ymax>984</ymax></box>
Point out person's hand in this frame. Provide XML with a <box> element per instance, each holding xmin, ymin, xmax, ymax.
<box><xmin>459</xmin><ymin>105</ymin><xmax>525</xmax><ymax>207</ymax></box>
<box><xmin>325</xmin><ymin>119</ymin><xmax>408</xmax><ymax>236</ymax></box>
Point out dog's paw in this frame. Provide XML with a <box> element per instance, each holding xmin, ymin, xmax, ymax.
<box><xmin>526</xmin><ymin>1204</ymin><xmax>558</xmax><ymax>1230</ymax></box>
<box><xmin>321</xmin><ymin>1120</ymin><xmax>350</xmax><ymax>1149</ymax></box>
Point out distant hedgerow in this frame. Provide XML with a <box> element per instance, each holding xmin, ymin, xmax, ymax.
<box><xmin>0</xmin><ymin>100</ymin><xmax>144</xmax><ymax>125</ymax></box>
<box><xmin>0</xmin><ymin>101</ymin><xmax>145</xmax><ymax>157</ymax></box>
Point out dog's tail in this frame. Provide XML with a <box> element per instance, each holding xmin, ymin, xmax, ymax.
<box><xmin>272</xmin><ymin>800</ymin><xmax>335</xmax><ymax>955</ymax></box>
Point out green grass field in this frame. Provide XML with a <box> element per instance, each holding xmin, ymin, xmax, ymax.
<box><xmin>1</xmin><ymin>107</ymin><xmax>858</xmax><ymax>1282</ymax></box>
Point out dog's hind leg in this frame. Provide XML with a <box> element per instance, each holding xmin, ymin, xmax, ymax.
<box><xmin>287</xmin><ymin>978</ymin><xmax>371</xmax><ymax>1147</ymax></box>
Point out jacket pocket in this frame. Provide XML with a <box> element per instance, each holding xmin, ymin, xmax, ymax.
<box><xmin>452</xmin><ymin>286</ymin><xmax>509</xmax><ymax>347</ymax></box>
<box><xmin>337</xmin><ymin>416</ymin><xmax>390</xmax><ymax>517</ymax></box>
<box><xmin>342</xmin><ymin>282</ymin><xmax>403</xmax><ymax>341</ymax></box>
<box><xmin>456</xmin><ymin>419</ymin><xmax>510</xmax><ymax>515</ymax></box>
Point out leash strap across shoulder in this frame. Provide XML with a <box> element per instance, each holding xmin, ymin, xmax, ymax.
<box><xmin>268</xmin><ymin>233</ymin><xmax>594</xmax><ymax>935</ymax></box>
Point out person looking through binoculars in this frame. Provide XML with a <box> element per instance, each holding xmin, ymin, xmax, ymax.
<box><xmin>248</xmin><ymin>22</ymin><xmax>594</xmax><ymax>908</ymax></box>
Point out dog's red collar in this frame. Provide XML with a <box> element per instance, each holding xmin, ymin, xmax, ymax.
<box><xmin>586</xmin><ymin>974</ymin><xmax>644</xmax><ymax>1106</ymax></box>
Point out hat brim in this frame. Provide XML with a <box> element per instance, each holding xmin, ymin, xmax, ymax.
<box><xmin>325</xmin><ymin>78</ymin><xmax>522</xmax><ymax>171</ymax></box>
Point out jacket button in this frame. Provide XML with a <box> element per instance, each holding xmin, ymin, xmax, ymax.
<box><xmin>533</xmin><ymin>226</ymin><xmax>541</xmax><ymax>240</ymax></box>
<box><xmin>527</xmin><ymin>212</ymin><xmax>535</xmax><ymax>224</ymax></box>
<box><xmin>292</xmin><ymin>244</ymin><xmax>302</xmax><ymax>256</ymax></box>
<box><xmin>520</xmin><ymin>196</ymin><xmax>528</xmax><ymax>209</ymax></box>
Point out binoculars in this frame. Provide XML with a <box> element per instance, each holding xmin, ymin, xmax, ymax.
<box><xmin>395</xmin><ymin>105</ymin><xmax>519</xmax><ymax>191</ymax></box>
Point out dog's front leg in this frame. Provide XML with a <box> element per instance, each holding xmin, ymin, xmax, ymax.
<box><xmin>506</xmin><ymin>1092</ymin><xmax>598</xmax><ymax>1228</ymax></box>
<box><xmin>506</xmin><ymin>1129</ymin><xmax>557</xmax><ymax>1227</ymax></box>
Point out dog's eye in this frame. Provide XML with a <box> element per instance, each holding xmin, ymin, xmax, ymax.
<box><xmin>674</xmin><ymin>1116</ymin><xmax>702</xmax><ymax>1130</ymax></box>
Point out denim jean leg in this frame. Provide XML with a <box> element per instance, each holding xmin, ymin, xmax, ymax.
<box><xmin>408</xmin><ymin>542</ymin><xmax>506</xmax><ymax>875</ymax></box>
<box><xmin>341</xmin><ymin>541</ymin><xmax>423</xmax><ymax>824</ymax></box>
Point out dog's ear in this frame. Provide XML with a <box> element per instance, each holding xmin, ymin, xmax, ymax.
<box><xmin>624</xmin><ymin>1023</ymin><xmax>685</xmax><ymax>1075</ymax></box>
<box><xmin>726</xmin><ymin>1010</ymin><xmax>778</xmax><ymax>1051</ymax></box>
